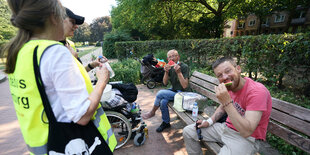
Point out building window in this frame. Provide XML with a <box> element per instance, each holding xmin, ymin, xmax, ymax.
<box><xmin>262</xmin><ymin>18</ymin><xmax>269</xmax><ymax>25</ymax></box>
<box><xmin>238</xmin><ymin>22</ymin><xmax>245</xmax><ymax>28</ymax></box>
<box><xmin>299</xmin><ymin>11</ymin><xmax>306</xmax><ymax>18</ymax></box>
<box><xmin>275</xmin><ymin>14</ymin><xmax>285</xmax><ymax>23</ymax></box>
<box><xmin>248</xmin><ymin>20</ymin><xmax>256</xmax><ymax>26</ymax></box>
<box><xmin>230</xmin><ymin>31</ymin><xmax>233</xmax><ymax>35</ymax></box>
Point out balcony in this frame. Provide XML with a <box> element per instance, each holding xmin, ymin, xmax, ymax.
<box><xmin>291</xmin><ymin>17</ymin><xmax>306</xmax><ymax>25</ymax></box>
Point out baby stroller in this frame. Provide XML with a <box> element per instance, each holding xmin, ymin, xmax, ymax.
<box><xmin>93</xmin><ymin>81</ymin><xmax>148</xmax><ymax>149</ymax></box>
<box><xmin>140</xmin><ymin>54</ymin><xmax>165</xmax><ymax>89</ymax></box>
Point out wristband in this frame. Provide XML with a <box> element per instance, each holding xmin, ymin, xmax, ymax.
<box><xmin>206</xmin><ymin>118</ymin><xmax>213</xmax><ymax>126</ymax></box>
<box><xmin>224</xmin><ymin>100</ymin><xmax>234</xmax><ymax>107</ymax></box>
<box><xmin>88</xmin><ymin>63</ymin><xmax>94</xmax><ymax>70</ymax></box>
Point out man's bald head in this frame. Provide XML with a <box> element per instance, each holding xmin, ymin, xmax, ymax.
<box><xmin>167</xmin><ymin>49</ymin><xmax>180</xmax><ymax>63</ymax></box>
<box><xmin>167</xmin><ymin>49</ymin><xmax>178</xmax><ymax>57</ymax></box>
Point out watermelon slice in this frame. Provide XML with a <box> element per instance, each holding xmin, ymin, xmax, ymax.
<box><xmin>168</xmin><ymin>60</ymin><xmax>176</xmax><ymax>66</ymax></box>
<box><xmin>224</xmin><ymin>81</ymin><xmax>232</xmax><ymax>86</ymax></box>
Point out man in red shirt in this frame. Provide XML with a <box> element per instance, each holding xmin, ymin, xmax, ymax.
<box><xmin>183</xmin><ymin>57</ymin><xmax>272</xmax><ymax>155</ymax></box>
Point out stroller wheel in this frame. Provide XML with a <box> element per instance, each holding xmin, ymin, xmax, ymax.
<box><xmin>133</xmin><ymin>133</ymin><xmax>146</xmax><ymax>146</ymax></box>
<box><xmin>147</xmin><ymin>80</ymin><xmax>156</xmax><ymax>89</ymax></box>
<box><xmin>141</xmin><ymin>76</ymin><xmax>151</xmax><ymax>85</ymax></box>
<box><xmin>106</xmin><ymin>111</ymin><xmax>132</xmax><ymax>149</ymax></box>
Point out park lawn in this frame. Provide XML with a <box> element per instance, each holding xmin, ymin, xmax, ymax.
<box><xmin>78</xmin><ymin>47</ymin><xmax>100</xmax><ymax>58</ymax></box>
<box><xmin>0</xmin><ymin>58</ymin><xmax>6</xmax><ymax>70</ymax></box>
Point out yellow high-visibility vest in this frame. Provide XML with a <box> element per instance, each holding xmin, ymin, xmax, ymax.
<box><xmin>8</xmin><ymin>40</ymin><xmax>116</xmax><ymax>154</ymax></box>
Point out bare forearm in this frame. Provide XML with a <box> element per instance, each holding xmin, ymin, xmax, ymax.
<box><xmin>177</xmin><ymin>72</ymin><xmax>188</xmax><ymax>89</ymax></box>
<box><xmin>77</xmin><ymin>79</ymin><xmax>106</xmax><ymax>125</ymax></box>
<box><xmin>211</xmin><ymin>105</ymin><xmax>226</xmax><ymax>122</ymax></box>
<box><xmin>224</xmin><ymin>104</ymin><xmax>253</xmax><ymax>137</ymax></box>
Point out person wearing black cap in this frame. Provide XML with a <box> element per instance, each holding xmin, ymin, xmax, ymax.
<box><xmin>61</xmin><ymin>7</ymin><xmax>100</xmax><ymax>72</ymax></box>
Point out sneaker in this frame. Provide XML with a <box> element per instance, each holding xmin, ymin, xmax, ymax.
<box><xmin>156</xmin><ymin>122</ymin><xmax>171</xmax><ymax>132</ymax></box>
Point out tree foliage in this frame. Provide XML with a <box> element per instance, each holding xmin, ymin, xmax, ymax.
<box><xmin>102</xmin><ymin>30</ymin><xmax>133</xmax><ymax>58</ymax></box>
<box><xmin>112</xmin><ymin>0</ymin><xmax>203</xmax><ymax>40</ymax></box>
<box><xmin>112</xmin><ymin>0</ymin><xmax>246</xmax><ymax>39</ymax></box>
<box><xmin>89</xmin><ymin>16</ymin><xmax>112</xmax><ymax>42</ymax></box>
<box><xmin>72</xmin><ymin>23</ymin><xmax>91</xmax><ymax>43</ymax></box>
<box><xmin>0</xmin><ymin>0</ymin><xmax>16</xmax><ymax>41</ymax></box>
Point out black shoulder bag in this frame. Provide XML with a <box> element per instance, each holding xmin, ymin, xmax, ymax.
<box><xmin>33</xmin><ymin>46</ymin><xmax>113</xmax><ymax>155</ymax></box>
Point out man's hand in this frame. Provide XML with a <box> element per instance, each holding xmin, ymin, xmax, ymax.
<box><xmin>197</xmin><ymin>120</ymin><xmax>210</xmax><ymax>128</ymax></box>
<box><xmin>174</xmin><ymin>64</ymin><xmax>181</xmax><ymax>74</ymax></box>
<box><xmin>164</xmin><ymin>64</ymin><xmax>172</xmax><ymax>73</ymax></box>
<box><xmin>215</xmin><ymin>83</ymin><xmax>232</xmax><ymax>107</ymax></box>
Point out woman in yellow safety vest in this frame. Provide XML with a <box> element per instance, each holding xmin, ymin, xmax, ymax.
<box><xmin>3</xmin><ymin>0</ymin><xmax>116</xmax><ymax>154</ymax></box>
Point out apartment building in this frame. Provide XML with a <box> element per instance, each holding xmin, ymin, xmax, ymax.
<box><xmin>223</xmin><ymin>6</ymin><xmax>310</xmax><ymax>37</ymax></box>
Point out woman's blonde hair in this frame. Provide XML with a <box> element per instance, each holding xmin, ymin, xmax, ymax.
<box><xmin>3</xmin><ymin>0</ymin><xmax>65</xmax><ymax>73</ymax></box>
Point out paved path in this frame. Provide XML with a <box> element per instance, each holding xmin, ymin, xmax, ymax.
<box><xmin>0</xmin><ymin>48</ymin><xmax>188</xmax><ymax>155</ymax></box>
<box><xmin>114</xmin><ymin>85</ymin><xmax>188</xmax><ymax>155</ymax></box>
<box><xmin>79</xmin><ymin>46</ymin><xmax>118</xmax><ymax>81</ymax></box>
<box><xmin>79</xmin><ymin>46</ymin><xmax>102</xmax><ymax>81</ymax></box>
<box><xmin>0</xmin><ymin>70</ymin><xmax>28</xmax><ymax>155</ymax></box>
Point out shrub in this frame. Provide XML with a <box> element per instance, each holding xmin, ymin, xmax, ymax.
<box><xmin>115</xmin><ymin>33</ymin><xmax>310</xmax><ymax>96</ymax></box>
<box><xmin>154</xmin><ymin>49</ymin><xmax>168</xmax><ymax>62</ymax></box>
<box><xmin>102</xmin><ymin>30</ymin><xmax>133</xmax><ymax>59</ymax></box>
<box><xmin>0</xmin><ymin>40</ymin><xmax>9</xmax><ymax>58</ymax></box>
<box><xmin>109</xmin><ymin>58</ymin><xmax>140</xmax><ymax>84</ymax></box>
<box><xmin>95</xmin><ymin>42</ymin><xmax>102</xmax><ymax>47</ymax></box>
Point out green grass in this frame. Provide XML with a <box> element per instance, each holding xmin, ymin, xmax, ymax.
<box><xmin>0</xmin><ymin>63</ymin><xmax>5</xmax><ymax>70</ymax></box>
<box><xmin>0</xmin><ymin>58</ymin><xmax>6</xmax><ymax>70</ymax></box>
<box><xmin>77</xmin><ymin>47</ymin><xmax>100</xmax><ymax>58</ymax></box>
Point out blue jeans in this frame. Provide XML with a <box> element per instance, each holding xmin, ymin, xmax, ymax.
<box><xmin>154</xmin><ymin>89</ymin><xmax>181</xmax><ymax>123</ymax></box>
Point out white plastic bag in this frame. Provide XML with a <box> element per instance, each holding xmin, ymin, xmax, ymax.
<box><xmin>173</xmin><ymin>92</ymin><xmax>207</xmax><ymax>112</ymax></box>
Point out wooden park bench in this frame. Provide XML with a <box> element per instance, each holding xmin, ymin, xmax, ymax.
<box><xmin>168</xmin><ymin>71</ymin><xmax>310</xmax><ymax>155</ymax></box>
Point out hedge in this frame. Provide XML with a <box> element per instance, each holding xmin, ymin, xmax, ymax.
<box><xmin>115</xmin><ymin>33</ymin><xmax>310</xmax><ymax>92</ymax></box>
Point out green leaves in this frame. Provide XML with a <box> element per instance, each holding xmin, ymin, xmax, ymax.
<box><xmin>110</xmin><ymin>58</ymin><xmax>141</xmax><ymax>84</ymax></box>
<box><xmin>115</xmin><ymin>33</ymin><xmax>310</xmax><ymax>96</ymax></box>
<box><xmin>0</xmin><ymin>0</ymin><xmax>16</xmax><ymax>41</ymax></box>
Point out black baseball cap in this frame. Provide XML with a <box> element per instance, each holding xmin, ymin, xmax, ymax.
<box><xmin>65</xmin><ymin>8</ymin><xmax>85</xmax><ymax>25</ymax></box>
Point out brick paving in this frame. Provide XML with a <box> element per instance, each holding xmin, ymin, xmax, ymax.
<box><xmin>0</xmin><ymin>47</ymin><xmax>188</xmax><ymax>155</ymax></box>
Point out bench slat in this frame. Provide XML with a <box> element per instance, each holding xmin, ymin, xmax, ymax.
<box><xmin>272</xmin><ymin>97</ymin><xmax>310</xmax><ymax>122</ymax></box>
<box><xmin>268</xmin><ymin>121</ymin><xmax>310</xmax><ymax>153</ymax></box>
<box><xmin>192</xmin><ymin>71</ymin><xmax>219</xmax><ymax>85</ymax></box>
<box><xmin>190</xmin><ymin>82</ymin><xmax>220</xmax><ymax>104</ymax></box>
<box><xmin>190</xmin><ymin>76</ymin><xmax>216</xmax><ymax>92</ymax></box>
<box><xmin>202</xmin><ymin>142</ymin><xmax>222</xmax><ymax>155</ymax></box>
<box><xmin>270</xmin><ymin>109</ymin><xmax>310</xmax><ymax>136</ymax></box>
<box><xmin>170</xmin><ymin>71</ymin><xmax>310</xmax><ymax>154</ymax></box>
<box><xmin>168</xmin><ymin>103</ymin><xmax>221</xmax><ymax>155</ymax></box>
<box><xmin>168</xmin><ymin>103</ymin><xmax>195</xmax><ymax>125</ymax></box>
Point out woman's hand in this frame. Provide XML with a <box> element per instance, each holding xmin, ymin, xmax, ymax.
<box><xmin>90</xmin><ymin>58</ymin><xmax>101</xmax><ymax>68</ymax></box>
<box><xmin>96</xmin><ymin>64</ymin><xmax>109</xmax><ymax>84</ymax></box>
